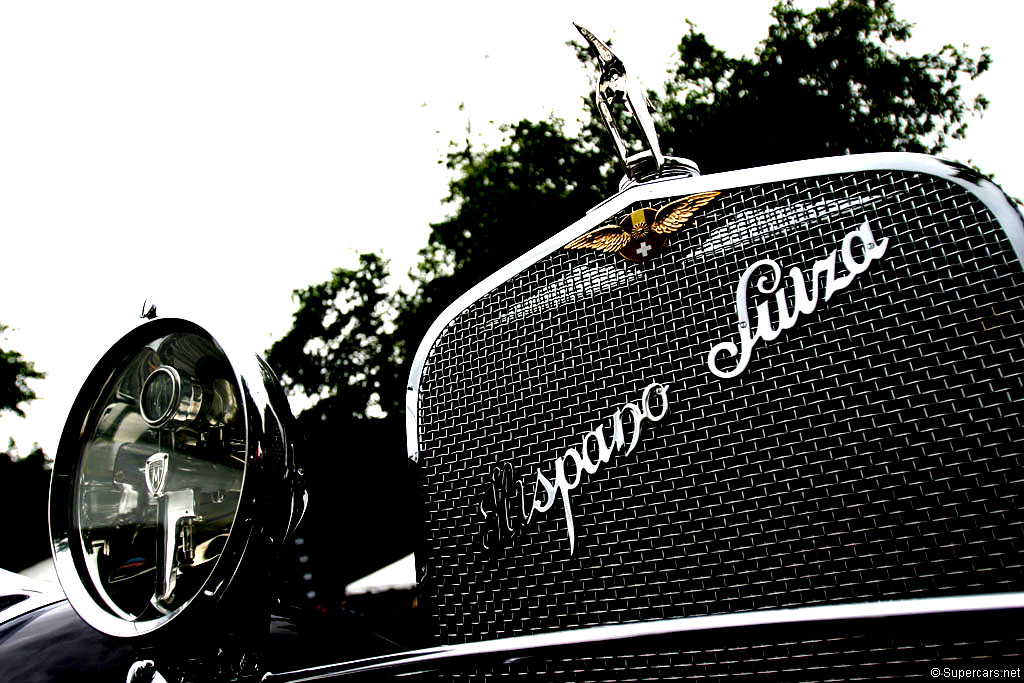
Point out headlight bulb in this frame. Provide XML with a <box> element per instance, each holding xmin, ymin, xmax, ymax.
<box><xmin>139</xmin><ymin>366</ymin><xmax>202</xmax><ymax>428</ymax></box>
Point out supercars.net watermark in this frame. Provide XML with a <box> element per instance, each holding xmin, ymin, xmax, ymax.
<box><xmin>931</xmin><ymin>668</ymin><xmax>1021</xmax><ymax>679</ymax></box>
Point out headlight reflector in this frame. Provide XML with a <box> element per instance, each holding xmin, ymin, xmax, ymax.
<box><xmin>50</xmin><ymin>319</ymin><xmax>303</xmax><ymax>637</ymax></box>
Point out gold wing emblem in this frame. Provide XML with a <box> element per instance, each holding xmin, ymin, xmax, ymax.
<box><xmin>564</xmin><ymin>190</ymin><xmax>722</xmax><ymax>259</ymax></box>
<box><xmin>650</xmin><ymin>191</ymin><xmax>722</xmax><ymax>235</ymax></box>
<box><xmin>564</xmin><ymin>224</ymin><xmax>632</xmax><ymax>253</ymax></box>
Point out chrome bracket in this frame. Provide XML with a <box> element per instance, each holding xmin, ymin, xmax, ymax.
<box><xmin>145</xmin><ymin>453</ymin><xmax>196</xmax><ymax>608</ymax></box>
<box><xmin>575</xmin><ymin>24</ymin><xmax>699</xmax><ymax>189</ymax></box>
<box><xmin>153</xmin><ymin>488</ymin><xmax>196</xmax><ymax>607</ymax></box>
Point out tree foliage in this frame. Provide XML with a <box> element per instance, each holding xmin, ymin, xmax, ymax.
<box><xmin>268</xmin><ymin>253</ymin><xmax>401</xmax><ymax>430</ymax></box>
<box><xmin>266</xmin><ymin>255</ymin><xmax>413</xmax><ymax>587</ymax></box>
<box><xmin>268</xmin><ymin>0</ymin><xmax>990</xmax><ymax>583</ymax></box>
<box><xmin>1</xmin><ymin>323</ymin><xmax>45</xmax><ymax>418</ymax></box>
<box><xmin>658</xmin><ymin>0</ymin><xmax>989</xmax><ymax>174</ymax></box>
<box><xmin>422</xmin><ymin>119</ymin><xmax>610</xmax><ymax>284</ymax></box>
<box><xmin>0</xmin><ymin>323</ymin><xmax>50</xmax><ymax>571</ymax></box>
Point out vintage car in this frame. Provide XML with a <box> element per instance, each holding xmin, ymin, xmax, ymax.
<box><xmin>2</xmin><ymin>28</ymin><xmax>1022</xmax><ymax>682</ymax></box>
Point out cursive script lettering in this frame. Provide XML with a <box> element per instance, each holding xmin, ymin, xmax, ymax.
<box><xmin>708</xmin><ymin>221</ymin><xmax>888</xmax><ymax>379</ymax></box>
<box><xmin>480</xmin><ymin>380</ymin><xmax>671</xmax><ymax>554</ymax></box>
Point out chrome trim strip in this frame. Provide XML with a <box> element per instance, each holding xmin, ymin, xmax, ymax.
<box><xmin>406</xmin><ymin>152</ymin><xmax>1024</xmax><ymax>463</ymax></box>
<box><xmin>264</xmin><ymin>592</ymin><xmax>1024</xmax><ymax>681</ymax></box>
<box><xmin>0</xmin><ymin>594</ymin><xmax>65</xmax><ymax>627</ymax></box>
<box><xmin>0</xmin><ymin>568</ymin><xmax>64</xmax><ymax>626</ymax></box>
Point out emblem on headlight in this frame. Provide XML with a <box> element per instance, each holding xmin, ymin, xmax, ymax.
<box><xmin>565</xmin><ymin>191</ymin><xmax>721</xmax><ymax>261</ymax></box>
<box><xmin>145</xmin><ymin>453</ymin><xmax>169</xmax><ymax>497</ymax></box>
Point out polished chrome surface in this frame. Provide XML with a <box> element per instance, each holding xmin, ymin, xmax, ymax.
<box><xmin>142</xmin><ymin>449</ymin><xmax>200</xmax><ymax>605</ymax></box>
<box><xmin>708</xmin><ymin>220</ymin><xmax>889</xmax><ymax>378</ymax></box>
<box><xmin>66</xmin><ymin>330</ymin><xmax>245</xmax><ymax>623</ymax></box>
<box><xmin>264</xmin><ymin>592</ymin><xmax>1024</xmax><ymax>681</ymax></box>
<box><xmin>152</xmin><ymin>488</ymin><xmax>196</xmax><ymax>606</ymax></box>
<box><xmin>50</xmin><ymin>318</ymin><xmax>305</xmax><ymax>638</ymax></box>
<box><xmin>575</xmin><ymin>24</ymin><xmax>698</xmax><ymax>187</ymax></box>
<box><xmin>407</xmin><ymin>153</ymin><xmax>1024</xmax><ymax>466</ymax></box>
<box><xmin>139</xmin><ymin>366</ymin><xmax>202</xmax><ymax>428</ymax></box>
<box><xmin>139</xmin><ymin>368</ymin><xmax>179</xmax><ymax>426</ymax></box>
<box><xmin>0</xmin><ymin>568</ymin><xmax>64</xmax><ymax>626</ymax></box>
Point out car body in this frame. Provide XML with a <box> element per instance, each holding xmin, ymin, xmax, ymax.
<box><xmin>3</xmin><ymin>26</ymin><xmax>1023</xmax><ymax>681</ymax></box>
<box><xmin>3</xmin><ymin>150</ymin><xmax>1022</xmax><ymax>682</ymax></box>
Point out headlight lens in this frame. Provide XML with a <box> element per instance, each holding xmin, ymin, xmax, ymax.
<box><xmin>51</xmin><ymin>319</ymin><xmax>303</xmax><ymax>637</ymax></box>
<box><xmin>76</xmin><ymin>332</ymin><xmax>242</xmax><ymax>618</ymax></box>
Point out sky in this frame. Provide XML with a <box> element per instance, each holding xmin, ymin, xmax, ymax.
<box><xmin>0</xmin><ymin>1</ymin><xmax>1020</xmax><ymax>459</ymax></box>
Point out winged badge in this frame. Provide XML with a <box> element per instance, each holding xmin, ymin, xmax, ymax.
<box><xmin>565</xmin><ymin>190</ymin><xmax>722</xmax><ymax>261</ymax></box>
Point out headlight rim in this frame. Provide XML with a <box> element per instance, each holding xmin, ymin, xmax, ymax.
<box><xmin>49</xmin><ymin>317</ymin><xmax>302</xmax><ymax>638</ymax></box>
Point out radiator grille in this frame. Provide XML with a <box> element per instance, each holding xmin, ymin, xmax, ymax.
<box><xmin>414</xmin><ymin>169</ymin><xmax>1024</xmax><ymax>645</ymax></box>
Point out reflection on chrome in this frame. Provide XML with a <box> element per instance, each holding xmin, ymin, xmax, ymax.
<box><xmin>73</xmin><ymin>332</ymin><xmax>245</xmax><ymax>620</ymax></box>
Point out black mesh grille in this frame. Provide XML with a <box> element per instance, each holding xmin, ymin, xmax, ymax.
<box><xmin>414</xmin><ymin>170</ymin><xmax>1024</xmax><ymax>645</ymax></box>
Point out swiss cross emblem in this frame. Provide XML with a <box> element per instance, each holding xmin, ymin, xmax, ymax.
<box><xmin>618</xmin><ymin>210</ymin><xmax>667</xmax><ymax>261</ymax></box>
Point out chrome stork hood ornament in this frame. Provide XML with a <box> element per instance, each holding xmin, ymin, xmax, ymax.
<box><xmin>575</xmin><ymin>24</ymin><xmax>699</xmax><ymax>189</ymax></box>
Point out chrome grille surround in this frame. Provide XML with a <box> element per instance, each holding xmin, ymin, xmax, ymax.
<box><xmin>263</xmin><ymin>595</ymin><xmax>1024</xmax><ymax>680</ymax></box>
<box><xmin>407</xmin><ymin>154</ymin><xmax>1024</xmax><ymax>647</ymax></box>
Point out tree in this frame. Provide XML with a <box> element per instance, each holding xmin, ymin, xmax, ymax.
<box><xmin>267</xmin><ymin>254</ymin><xmax>417</xmax><ymax>589</ymax></box>
<box><xmin>0</xmin><ymin>324</ymin><xmax>50</xmax><ymax>571</ymax></box>
<box><xmin>657</xmin><ymin>0</ymin><xmax>989</xmax><ymax>175</ymax></box>
<box><xmin>395</xmin><ymin>117</ymin><xmax>613</xmax><ymax>382</ymax></box>
<box><xmin>1</xmin><ymin>324</ymin><xmax>45</xmax><ymax>419</ymax></box>
<box><xmin>268</xmin><ymin>0</ymin><xmax>989</xmax><ymax>584</ymax></box>
<box><xmin>268</xmin><ymin>253</ymin><xmax>401</xmax><ymax>429</ymax></box>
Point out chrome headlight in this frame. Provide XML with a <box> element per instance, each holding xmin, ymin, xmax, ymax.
<box><xmin>50</xmin><ymin>319</ymin><xmax>305</xmax><ymax>637</ymax></box>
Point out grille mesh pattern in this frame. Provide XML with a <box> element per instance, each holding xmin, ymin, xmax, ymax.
<box><xmin>414</xmin><ymin>170</ymin><xmax>1024</xmax><ymax>645</ymax></box>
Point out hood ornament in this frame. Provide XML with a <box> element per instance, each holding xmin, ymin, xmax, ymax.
<box><xmin>140</xmin><ymin>299</ymin><xmax>158</xmax><ymax>320</ymax></box>
<box><xmin>575</xmin><ymin>24</ymin><xmax>699</xmax><ymax>189</ymax></box>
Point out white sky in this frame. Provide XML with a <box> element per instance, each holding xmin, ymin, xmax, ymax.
<box><xmin>1</xmin><ymin>1</ymin><xmax>1020</xmax><ymax>457</ymax></box>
